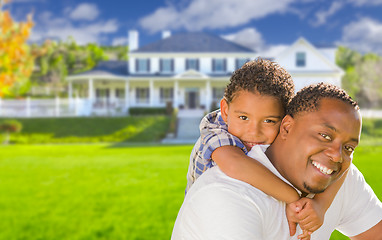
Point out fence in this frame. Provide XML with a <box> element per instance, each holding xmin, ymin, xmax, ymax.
<box><xmin>0</xmin><ymin>97</ymin><xmax>128</xmax><ymax>118</ymax></box>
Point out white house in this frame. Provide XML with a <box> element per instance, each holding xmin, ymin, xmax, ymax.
<box><xmin>66</xmin><ymin>31</ymin><xmax>344</xmax><ymax>116</ymax></box>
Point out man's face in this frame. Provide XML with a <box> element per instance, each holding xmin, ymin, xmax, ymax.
<box><xmin>276</xmin><ymin>98</ymin><xmax>361</xmax><ymax>195</ymax></box>
<box><xmin>221</xmin><ymin>90</ymin><xmax>284</xmax><ymax>151</ymax></box>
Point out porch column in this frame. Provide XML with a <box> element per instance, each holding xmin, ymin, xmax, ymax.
<box><xmin>68</xmin><ymin>80</ymin><xmax>73</xmax><ymax>108</ymax></box>
<box><xmin>149</xmin><ymin>79</ymin><xmax>154</xmax><ymax>106</ymax></box>
<box><xmin>88</xmin><ymin>78</ymin><xmax>94</xmax><ymax>100</ymax></box>
<box><xmin>206</xmin><ymin>80</ymin><xmax>211</xmax><ymax>111</ymax></box>
<box><xmin>125</xmin><ymin>80</ymin><xmax>130</xmax><ymax>114</ymax></box>
<box><xmin>88</xmin><ymin>78</ymin><xmax>94</xmax><ymax>115</ymax></box>
<box><xmin>174</xmin><ymin>80</ymin><xmax>179</xmax><ymax>109</ymax></box>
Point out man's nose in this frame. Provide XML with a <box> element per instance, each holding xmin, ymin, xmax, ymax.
<box><xmin>325</xmin><ymin>142</ymin><xmax>343</xmax><ymax>163</ymax></box>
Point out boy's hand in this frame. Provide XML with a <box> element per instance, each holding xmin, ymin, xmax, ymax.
<box><xmin>286</xmin><ymin>198</ymin><xmax>324</xmax><ymax>237</ymax></box>
<box><xmin>296</xmin><ymin>198</ymin><xmax>324</xmax><ymax>233</ymax></box>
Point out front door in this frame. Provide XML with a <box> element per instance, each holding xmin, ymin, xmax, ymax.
<box><xmin>185</xmin><ymin>88</ymin><xmax>199</xmax><ymax>109</ymax></box>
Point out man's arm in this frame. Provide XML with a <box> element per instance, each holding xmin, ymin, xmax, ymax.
<box><xmin>350</xmin><ymin>220</ymin><xmax>382</xmax><ymax>240</ymax></box>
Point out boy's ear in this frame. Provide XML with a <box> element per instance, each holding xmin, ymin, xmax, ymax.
<box><xmin>279</xmin><ymin>115</ymin><xmax>294</xmax><ymax>140</ymax></box>
<box><xmin>220</xmin><ymin>98</ymin><xmax>229</xmax><ymax>122</ymax></box>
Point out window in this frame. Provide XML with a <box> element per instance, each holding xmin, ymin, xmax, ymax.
<box><xmin>296</xmin><ymin>52</ymin><xmax>306</xmax><ymax>67</ymax></box>
<box><xmin>115</xmin><ymin>89</ymin><xmax>125</xmax><ymax>99</ymax></box>
<box><xmin>213</xmin><ymin>59</ymin><xmax>226</xmax><ymax>72</ymax></box>
<box><xmin>186</xmin><ymin>59</ymin><xmax>199</xmax><ymax>70</ymax></box>
<box><xmin>160</xmin><ymin>59</ymin><xmax>174</xmax><ymax>73</ymax></box>
<box><xmin>213</xmin><ymin>87</ymin><xmax>225</xmax><ymax>102</ymax></box>
<box><xmin>136</xmin><ymin>59</ymin><xmax>150</xmax><ymax>73</ymax></box>
<box><xmin>160</xmin><ymin>87</ymin><xmax>174</xmax><ymax>103</ymax></box>
<box><xmin>136</xmin><ymin>88</ymin><xmax>149</xmax><ymax>104</ymax></box>
<box><xmin>236</xmin><ymin>58</ymin><xmax>249</xmax><ymax>69</ymax></box>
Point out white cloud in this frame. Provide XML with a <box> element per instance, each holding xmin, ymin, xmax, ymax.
<box><xmin>30</xmin><ymin>10</ymin><xmax>118</xmax><ymax>45</ymax></box>
<box><xmin>139</xmin><ymin>0</ymin><xmax>296</xmax><ymax>33</ymax></box>
<box><xmin>112</xmin><ymin>37</ymin><xmax>128</xmax><ymax>46</ymax></box>
<box><xmin>312</xmin><ymin>1</ymin><xmax>344</xmax><ymax>26</ymax></box>
<box><xmin>340</xmin><ymin>17</ymin><xmax>382</xmax><ymax>55</ymax></box>
<box><xmin>347</xmin><ymin>0</ymin><xmax>382</xmax><ymax>6</ymax></box>
<box><xmin>222</xmin><ymin>28</ymin><xmax>265</xmax><ymax>51</ymax></box>
<box><xmin>69</xmin><ymin>3</ymin><xmax>100</xmax><ymax>21</ymax></box>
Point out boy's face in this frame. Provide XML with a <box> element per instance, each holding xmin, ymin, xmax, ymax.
<box><xmin>221</xmin><ymin>90</ymin><xmax>284</xmax><ymax>151</ymax></box>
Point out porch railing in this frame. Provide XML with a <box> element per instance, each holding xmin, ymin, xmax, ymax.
<box><xmin>0</xmin><ymin>97</ymin><xmax>128</xmax><ymax>118</ymax></box>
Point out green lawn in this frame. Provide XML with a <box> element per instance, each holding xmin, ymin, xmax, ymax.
<box><xmin>0</xmin><ymin>144</ymin><xmax>381</xmax><ymax>240</ymax></box>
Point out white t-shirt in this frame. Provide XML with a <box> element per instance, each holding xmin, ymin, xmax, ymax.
<box><xmin>172</xmin><ymin>145</ymin><xmax>382</xmax><ymax>240</ymax></box>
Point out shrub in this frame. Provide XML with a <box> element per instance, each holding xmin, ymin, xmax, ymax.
<box><xmin>129</xmin><ymin>107</ymin><xmax>167</xmax><ymax>115</ymax></box>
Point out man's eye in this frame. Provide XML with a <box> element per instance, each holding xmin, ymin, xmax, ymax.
<box><xmin>320</xmin><ymin>133</ymin><xmax>331</xmax><ymax>141</ymax></box>
<box><xmin>264</xmin><ymin>119</ymin><xmax>276</xmax><ymax>123</ymax></box>
<box><xmin>345</xmin><ymin>146</ymin><xmax>355</xmax><ymax>153</ymax></box>
<box><xmin>239</xmin><ymin>116</ymin><xmax>248</xmax><ymax>120</ymax></box>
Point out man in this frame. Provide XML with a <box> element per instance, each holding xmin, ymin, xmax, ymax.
<box><xmin>172</xmin><ymin>83</ymin><xmax>382</xmax><ymax>240</ymax></box>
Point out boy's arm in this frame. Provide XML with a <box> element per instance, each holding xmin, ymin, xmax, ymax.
<box><xmin>199</xmin><ymin>110</ymin><xmax>299</xmax><ymax>203</ymax></box>
<box><xmin>212</xmin><ymin>146</ymin><xmax>300</xmax><ymax>203</ymax></box>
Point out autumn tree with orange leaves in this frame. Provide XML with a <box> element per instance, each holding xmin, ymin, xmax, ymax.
<box><xmin>0</xmin><ymin>0</ymin><xmax>34</xmax><ymax>96</ymax></box>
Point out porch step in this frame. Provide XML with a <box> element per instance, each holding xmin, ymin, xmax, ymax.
<box><xmin>161</xmin><ymin>110</ymin><xmax>205</xmax><ymax>144</ymax></box>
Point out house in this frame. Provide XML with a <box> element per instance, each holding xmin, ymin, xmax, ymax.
<box><xmin>66</xmin><ymin>31</ymin><xmax>344</xmax><ymax>116</ymax></box>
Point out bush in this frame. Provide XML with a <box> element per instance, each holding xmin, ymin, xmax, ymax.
<box><xmin>129</xmin><ymin>107</ymin><xmax>167</xmax><ymax>115</ymax></box>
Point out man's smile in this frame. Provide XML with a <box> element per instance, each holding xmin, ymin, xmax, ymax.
<box><xmin>311</xmin><ymin>160</ymin><xmax>335</xmax><ymax>175</ymax></box>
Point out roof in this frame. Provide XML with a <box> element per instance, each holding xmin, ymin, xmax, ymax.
<box><xmin>133</xmin><ymin>32</ymin><xmax>255</xmax><ymax>53</ymax></box>
<box><xmin>73</xmin><ymin>60</ymin><xmax>128</xmax><ymax>77</ymax></box>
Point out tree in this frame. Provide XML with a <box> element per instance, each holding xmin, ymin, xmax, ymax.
<box><xmin>0</xmin><ymin>0</ymin><xmax>34</xmax><ymax>96</ymax></box>
<box><xmin>337</xmin><ymin>46</ymin><xmax>382</xmax><ymax>108</ymax></box>
<box><xmin>30</xmin><ymin>38</ymin><xmax>108</xmax><ymax>96</ymax></box>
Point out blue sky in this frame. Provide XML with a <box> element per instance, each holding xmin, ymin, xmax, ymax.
<box><xmin>5</xmin><ymin>0</ymin><xmax>382</xmax><ymax>55</ymax></box>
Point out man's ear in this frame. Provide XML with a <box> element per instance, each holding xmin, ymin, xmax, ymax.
<box><xmin>279</xmin><ymin>115</ymin><xmax>294</xmax><ymax>140</ymax></box>
<box><xmin>220</xmin><ymin>98</ymin><xmax>229</xmax><ymax>123</ymax></box>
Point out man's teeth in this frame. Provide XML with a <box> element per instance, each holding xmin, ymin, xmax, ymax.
<box><xmin>312</xmin><ymin>161</ymin><xmax>333</xmax><ymax>175</ymax></box>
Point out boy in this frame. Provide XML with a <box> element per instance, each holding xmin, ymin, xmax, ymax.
<box><xmin>185</xmin><ymin>59</ymin><xmax>345</xmax><ymax>239</ymax></box>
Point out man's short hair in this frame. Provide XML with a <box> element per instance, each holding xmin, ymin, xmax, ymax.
<box><xmin>287</xmin><ymin>82</ymin><xmax>359</xmax><ymax>117</ymax></box>
<box><xmin>224</xmin><ymin>58</ymin><xmax>295</xmax><ymax>111</ymax></box>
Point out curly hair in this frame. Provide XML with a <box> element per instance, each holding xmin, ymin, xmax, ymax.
<box><xmin>224</xmin><ymin>58</ymin><xmax>295</xmax><ymax>111</ymax></box>
<box><xmin>287</xmin><ymin>82</ymin><xmax>359</xmax><ymax>117</ymax></box>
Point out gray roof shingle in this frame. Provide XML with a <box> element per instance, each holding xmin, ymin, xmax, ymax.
<box><xmin>133</xmin><ymin>32</ymin><xmax>255</xmax><ymax>53</ymax></box>
<box><xmin>74</xmin><ymin>60</ymin><xmax>128</xmax><ymax>77</ymax></box>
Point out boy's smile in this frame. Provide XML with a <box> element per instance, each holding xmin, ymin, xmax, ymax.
<box><xmin>220</xmin><ymin>90</ymin><xmax>284</xmax><ymax>151</ymax></box>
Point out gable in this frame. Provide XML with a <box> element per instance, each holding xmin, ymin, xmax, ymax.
<box><xmin>275</xmin><ymin>38</ymin><xmax>343</xmax><ymax>74</ymax></box>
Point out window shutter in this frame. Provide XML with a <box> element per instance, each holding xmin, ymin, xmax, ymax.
<box><xmin>147</xmin><ymin>59</ymin><xmax>150</xmax><ymax>72</ymax></box>
<box><xmin>160</xmin><ymin>59</ymin><xmax>163</xmax><ymax>72</ymax></box>
<box><xmin>212</xmin><ymin>59</ymin><xmax>216</xmax><ymax>72</ymax></box>
<box><xmin>171</xmin><ymin>59</ymin><xmax>174</xmax><ymax>72</ymax></box>
<box><xmin>196</xmin><ymin>59</ymin><xmax>200</xmax><ymax>71</ymax></box>
<box><xmin>186</xmin><ymin>59</ymin><xmax>189</xmax><ymax>70</ymax></box>
<box><xmin>235</xmin><ymin>59</ymin><xmax>239</xmax><ymax>69</ymax></box>
<box><xmin>135</xmin><ymin>59</ymin><xmax>139</xmax><ymax>72</ymax></box>
<box><xmin>223</xmin><ymin>59</ymin><xmax>227</xmax><ymax>72</ymax></box>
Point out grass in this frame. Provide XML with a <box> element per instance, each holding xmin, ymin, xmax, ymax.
<box><xmin>0</xmin><ymin>143</ymin><xmax>381</xmax><ymax>240</ymax></box>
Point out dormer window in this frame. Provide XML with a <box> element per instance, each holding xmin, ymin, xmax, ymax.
<box><xmin>236</xmin><ymin>58</ymin><xmax>249</xmax><ymax>69</ymax></box>
<box><xmin>186</xmin><ymin>58</ymin><xmax>199</xmax><ymax>71</ymax></box>
<box><xmin>160</xmin><ymin>59</ymin><xmax>174</xmax><ymax>73</ymax></box>
<box><xmin>136</xmin><ymin>59</ymin><xmax>150</xmax><ymax>73</ymax></box>
<box><xmin>212</xmin><ymin>58</ymin><xmax>226</xmax><ymax>72</ymax></box>
<box><xmin>296</xmin><ymin>52</ymin><xmax>306</xmax><ymax>67</ymax></box>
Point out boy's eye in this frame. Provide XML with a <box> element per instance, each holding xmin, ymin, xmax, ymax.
<box><xmin>239</xmin><ymin>116</ymin><xmax>248</xmax><ymax>120</ymax></box>
<box><xmin>320</xmin><ymin>133</ymin><xmax>332</xmax><ymax>141</ymax></box>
